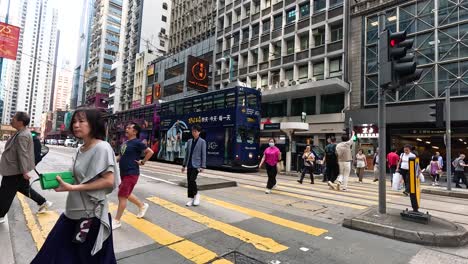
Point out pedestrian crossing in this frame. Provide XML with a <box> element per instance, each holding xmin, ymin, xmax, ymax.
<box><xmin>13</xmin><ymin>160</ymin><xmax>468</xmax><ymax>263</ymax></box>
<box><xmin>16</xmin><ymin>190</ymin><xmax>332</xmax><ymax>263</ymax></box>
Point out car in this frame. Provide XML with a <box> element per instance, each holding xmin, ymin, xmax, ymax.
<box><xmin>58</xmin><ymin>139</ymin><xmax>65</xmax><ymax>145</ymax></box>
<box><xmin>64</xmin><ymin>139</ymin><xmax>76</xmax><ymax>147</ymax></box>
<box><xmin>73</xmin><ymin>139</ymin><xmax>84</xmax><ymax>148</ymax></box>
<box><xmin>49</xmin><ymin>139</ymin><xmax>58</xmax><ymax>145</ymax></box>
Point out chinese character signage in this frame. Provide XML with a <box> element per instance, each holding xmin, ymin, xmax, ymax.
<box><xmin>186</xmin><ymin>55</ymin><xmax>209</xmax><ymax>92</ymax></box>
<box><xmin>147</xmin><ymin>64</ymin><xmax>154</xmax><ymax>76</ymax></box>
<box><xmin>153</xmin><ymin>83</ymin><xmax>161</xmax><ymax>100</ymax></box>
<box><xmin>145</xmin><ymin>95</ymin><xmax>152</xmax><ymax>105</ymax></box>
<box><xmin>0</xmin><ymin>22</ymin><xmax>20</xmax><ymax>60</ymax></box>
<box><xmin>131</xmin><ymin>100</ymin><xmax>141</xmax><ymax>109</ymax></box>
<box><xmin>355</xmin><ymin>125</ymin><xmax>379</xmax><ymax>138</ymax></box>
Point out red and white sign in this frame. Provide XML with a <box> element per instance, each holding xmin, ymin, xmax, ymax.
<box><xmin>0</xmin><ymin>22</ymin><xmax>20</xmax><ymax>60</ymax></box>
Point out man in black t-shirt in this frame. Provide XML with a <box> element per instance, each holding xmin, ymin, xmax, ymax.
<box><xmin>113</xmin><ymin>122</ymin><xmax>154</xmax><ymax>229</ymax></box>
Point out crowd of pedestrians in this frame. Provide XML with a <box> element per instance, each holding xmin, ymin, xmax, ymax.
<box><xmin>1</xmin><ymin>110</ymin><xmax>468</xmax><ymax>263</ymax></box>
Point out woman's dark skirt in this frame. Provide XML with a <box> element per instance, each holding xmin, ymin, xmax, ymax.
<box><xmin>31</xmin><ymin>213</ymin><xmax>116</xmax><ymax>264</ymax></box>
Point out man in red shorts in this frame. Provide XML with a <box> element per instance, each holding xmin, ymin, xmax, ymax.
<box><xmin>113</xmin><ymin>122</ymin><xmax>154</xmax><ymax>229</ymax></box>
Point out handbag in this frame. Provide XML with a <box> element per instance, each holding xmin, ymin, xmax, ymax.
<box><xmin>38</xmin><ymin>171</ymin><xmax>75</xmax><ymax>190</ymax></box>
<box><xmin>277</xmin><ymin>161</ymin><xmax>284</xmax><ymax>171</ymax></box>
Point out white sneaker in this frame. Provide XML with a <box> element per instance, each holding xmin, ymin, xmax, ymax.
<box><xmin>432</xmin><ymin>182</ymin><xmax>436</xmax><ymax>186</ymax></box>
<box><xmin>137</xmin><ymin>203</ymin><xmax>149</xmax><ymax>218</ymax></box>
<box><xmin>193</xmin><ymin>194</ymin><xmax>200</xmax><ymax>206</ymax></box>
<box><xmin>37</xmin><ymin>201</ymin><xmax>53</xmax><ymax>214</ymax></box>
<box><xmin>327</xmin><ymin>181</ymin><xmax>336</xmax><ymax>190</ymax></box>
<box><xmin>336</xmin><ymin>181</ymin><xmax>342</xmax><ymax>191</ymax></box>
<box><xmin>265</xmin><ymin>189</ymin><xmax>271</xmax><ymax>194</ymax></box>
<box><xmin>186</xmin><ymin>199</ymin><xmax>194</xmax><ymax>206</ymax></box>
<box><xmin>112</xmin><ymin>219</ymin><xmax>122</xmax><ymax>230</ymax></box>
<box><xmin>0</xmin><ymin>217</ymin><xmax>5</xmax><ymax>224</ymax></box>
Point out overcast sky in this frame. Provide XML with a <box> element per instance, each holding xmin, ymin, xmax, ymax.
<box><xmin>53</xmin><ymin>0</ymin><xmax>84</xmax><ymax>69</ymax></box>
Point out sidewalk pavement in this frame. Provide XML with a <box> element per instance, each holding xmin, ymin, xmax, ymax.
<box><xmin>0</xmin><ymin>215</ymin><xmax>15</xmax><ymax>264</ymax></box>
<box><xmin>344</xmin><ymin>207</ymin><xmax>468</xmax><ymax>247</ymax></box>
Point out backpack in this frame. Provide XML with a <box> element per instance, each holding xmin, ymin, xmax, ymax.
<box><xmin>452</xmin><ymin>158</ymin><xmax>460</xmax><ymax>168</ymax></box>
<box><xmin>325</xmin><ymin>144</ymin><xmax>337</xmax><ymax>161</ymax></box>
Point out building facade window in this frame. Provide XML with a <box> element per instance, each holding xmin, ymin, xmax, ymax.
<box><xmin>329</xmin><ymin>0</ymin><xmax>343</xmax><ymax>8</ymax></box>
<box><xmin>162</xmin><ymin>15</ymin><xmax>167</xmax><ymax>22</ymax></box>
<box><xmin>292</xmin><ymin>96</ymin><xmax>316</xmax><ymax>116</ymax></box>
<box><xmin>273</xmin><ymin>15</ymin><xmax>282</xmax><ymax>29</ymax></box>
<box><xmin>298</xmin><ymin>64</ymin><xmax>308</xmax><ymax>81</ymax></box>
<box><xmin>286</xmin><ymin>9</ymin><xmax>296</xmax><ymax>24</ymax></box>
<box><xmin>286</xmin><ymin>39</ymin><xmax>294</xmax><ymax>55</ymax></box>
<box><xmin>330</xmin><ymin>24</ymin><xmax>343</xmax><ymax>42</ymax></box>
<box><xmin>320</xmin><ymin>93</ymin><xmax>344</xmax><ymax>114</ymax></box>
<box><xmin>299</xmin><ymin>3</ymin><xmax>310</xmax><ymax>18</ymax></box>
<box><xmin>314</xmin><ymin>0</ymin><xmax>326</xmax><ymax>12</ymax></box>
<box><xmin>285</xmin><ymin>68</ymin><xmax>294</xmax><ymax>80</ymax></box>
<box><xmin>262</xmin><ymin>100</ymin><xmax>287</xmax><ymax>117</ymax></box>
<box><xmin>313</xmin><ymin>62</ymin><xmax>324</xmax><ymax>80</ymax></box>
<box><xmin>163</xmin><ymin>2</ymin><xmax>168</xmax><ymax>10</ymax></box>
<box><xmin>313</xmin><ymin>28</ymin><xmax>325</xmax><ymax>46</ymax></box>
<box><xmin>300</xmin><ymin>34</ymin><xmax>309</xmax><ymax>50</ymax></box>
<box><xmin>263</xmin><ymin>18</ymin><xmax>270</xmax><ymax>33</ymax></box>
<box><xmin>329</xmin><ymin>57</ymin><xmax>342</xmax><ymax>78</ymax></box>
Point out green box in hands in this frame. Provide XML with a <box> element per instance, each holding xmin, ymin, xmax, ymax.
<box><xmin>39</xmin><ymin>171</ymin><xmax>74</xmax><ymax>190</ymax></box>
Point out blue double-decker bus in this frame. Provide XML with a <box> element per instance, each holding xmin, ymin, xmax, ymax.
<box><xmin>157</xmin><ymin>86</ymin><xmax>261</xmax><ymax>170</ymax></box>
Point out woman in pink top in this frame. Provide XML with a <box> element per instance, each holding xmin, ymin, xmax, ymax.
<box><xmin>259</xmin><ymin>138</ymin><xmax>281</xmax><ymax>194</ymax></box>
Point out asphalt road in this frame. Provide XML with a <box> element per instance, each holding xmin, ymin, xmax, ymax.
<box><xmin>2</xmin><ymin>142</ymin><xmax>468</xmax><ymax>263</ymax></box>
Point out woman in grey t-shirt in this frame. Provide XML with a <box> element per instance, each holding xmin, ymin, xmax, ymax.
<box><xmin>32</xmin><ymin>108</ymin><xmax>120</xmax><ymax>264</ymax></box>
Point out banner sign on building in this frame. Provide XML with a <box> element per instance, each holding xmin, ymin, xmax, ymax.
<box><xmin>147</xmin><ymin>64</ymin><xmax>154</xmax><ymax>76</ymax></box>
<box><xmin>145</xmin><ymin>95</ymin><xmax>152</xmax><ymax>105</ymax></box>
<box><xmin>186</xmin><ymin>55</ymin><xmax>209</xmax><ymax>92</ymax></box>
<box><xmin>0</xmin><ymin>22</ymin><xmax>20</xmax><ymax>60</ymax></box>
<box><xmin>153</xmin><ymin>83</ymin><xmax>161</xmax><ymax>100</ymax></box>
<box><xmin>131</xmin><ymin>100</ymin><xmax>141</xmax><ymax>109</ymax></box>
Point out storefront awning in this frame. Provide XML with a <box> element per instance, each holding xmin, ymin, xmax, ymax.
<box><xmin>261</xmin><ymin>122</ymin><xmax>309</xmax><ymax>132</ymax></box>
<box><xmin>294</xmin><ymin>123</ymin><xmax>345</xmax><ymax>135</ymax></box>
<box><xmin>262</xmin><ymin>79</ymin><xmax>349</xmax><ymax>103</ymax></box>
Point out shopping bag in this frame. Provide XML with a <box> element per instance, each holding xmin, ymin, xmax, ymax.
<box><xmin>419</xmin><ymin>172</ymin><xmax>425</xmax><ymax>183</ymax></box>
<box><xmin>392</xmin><ymin>172</ymin><xmax>402</xmax><ymax>191</ymax></box>
<box><xmin>276</xmin><ymin>161</ymin><xmax>284</xmax><ymax>172</ymax></box>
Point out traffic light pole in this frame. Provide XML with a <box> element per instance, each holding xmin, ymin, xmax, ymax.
<box><xmin>446</xmin><ymin>88</ymin><xmax>452</xmax><ymax>191</ymax></box>
<box><xmin>377</xmin><ymin>13</ymin><xmax>387</xmax><ymax>214</ymax></box>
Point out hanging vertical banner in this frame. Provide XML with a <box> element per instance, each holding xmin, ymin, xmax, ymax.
<box><xmin>153</xmin><ymin>83</ymin><xmax>161</xmax><ymax>100</ymax></box>
<box><xmin>186</xmin><ymin>55</ymin><xmax>209</xmax><ymax>92</ymax></box>
<box><xmin>0</xmin><ymin>22</ymin><xmax>20</xmax><ymax>60</ymax></box>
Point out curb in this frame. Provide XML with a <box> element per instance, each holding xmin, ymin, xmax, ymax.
<box><xmin>421</xmin><ymin>188</ymin><xmax>468</xmax><ymax>199</ymax></box>
<box><xmin>343</xmin><ymin>209</ymin><xmax>468</xmax><ymax>247</ymax></box>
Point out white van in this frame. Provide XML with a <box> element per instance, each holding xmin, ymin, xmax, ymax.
<box><xmin>64</xmin><ymin>139</ymin><xmax>76</xmax><ymax>147</ymax></box>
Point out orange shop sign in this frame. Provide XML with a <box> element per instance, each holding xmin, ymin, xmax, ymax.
<box><xmin>0</xmin><ymin>22</ymin><xmax>20</xmax><ymax>60</ymax></box>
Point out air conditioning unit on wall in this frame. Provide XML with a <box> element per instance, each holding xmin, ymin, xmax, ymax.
<box><xmin>279</xmin><ymin>80</ymin><xmax>289</xmax><ymax>87</ymax></box>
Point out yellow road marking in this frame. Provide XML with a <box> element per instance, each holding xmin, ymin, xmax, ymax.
<box><xmin>279</xmin><ymin>181</ymin><xmax>384</xmax><ymax>201</ymax></box>
<box><xmin>203</xmin><ymin>196</ymin><xmax>328</xmax><ymax>236</ymax></box>
<box><xmin>36</xmin><ymin>210</ymin><xmax>60</xmax><ymax>239</ymax></box>
<box><xmin>108</xmin><ymin>203</ymin><xmax>230</xmax><ymax>264</ymax></box>
<box><xmin>147</xmin><ymin>197</ymin><xmax>288</xmax><ymax>253</ymax></box>
<box><xmin>212</xmin><ymin>259</ymin><xmax>234</xmax><ymax>264</ymax></box>
<box><xmin>241</xmin><ymin>185</ymin><xmax>368</xmax><ymax>210</ymax></box>
<box><xmin>17</xmin><ymin>194</ymin><xmax>44</xmax><ymax>250</ymax></box>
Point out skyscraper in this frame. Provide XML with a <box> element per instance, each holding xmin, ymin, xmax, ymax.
<box><xmin>53</xmin><ymin>63</ymin><xmax>73</xmax><ymax>111</ymax></box>
<box><xmin>2</xmin><ymin>0</ymin><xmax>59</xmax><ymax>127</ymax></box>
<box><xmin>84</xmin><ymin>0</ymin><xmax>122</xmax><ymax>108</ymax></box>
<box><xmin>117</xmin><ymin>0</ymin><xmax>171</xmax><ymax>111</ymax></box>
<box><xmin>71</xmin><ymin>0</ymin><xmax>95</xmax><ymax>110</ymax></box>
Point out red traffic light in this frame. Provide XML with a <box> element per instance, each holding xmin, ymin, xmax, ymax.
<box><xmin>390</xmin><ymin>39</ymin><xmax>396</xmax><ymax>47</ymax></box>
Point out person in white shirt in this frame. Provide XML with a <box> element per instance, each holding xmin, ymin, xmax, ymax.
<box><xmin>396</xmin><ymin>144</ymin><xmax>417</xmax><ymax>196</ymax></box>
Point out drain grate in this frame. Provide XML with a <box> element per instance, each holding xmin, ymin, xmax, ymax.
<box><xmin>212</xmin><ymin>251</ymin><xmax>265</xmax><ymax>264</ymax></box>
